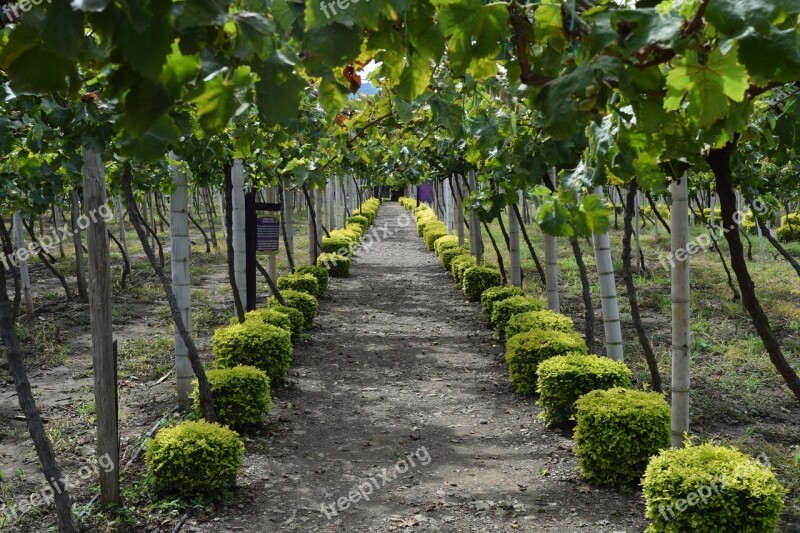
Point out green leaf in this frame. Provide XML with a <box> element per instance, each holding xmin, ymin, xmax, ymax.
<box><xmin>44</xmin><ymin>0</ymin><xmax>85</xmax><ymax>60</ymax></box>
<box><xmin>705</xmin><ymin>0</ymin><xmax>800</xmax><ymax>36</ymax></box>
<box><xmin>534</xmin><ymin>0</ymin><xmax>566</xmax><ymax>53</ymax></box>
<box><xmin>610</xmin><ymin>9</ymin><xmax>683</xmax><ymax>59</ymax></box>
<box><xmin>738</xmin><ymin>27</ymin><xmax>800</xmax><ymax>85</ymax></box>
<box><xmin>117</xmin><ymin>115</ymin><xmax>182</xmax><ymax>163</ymax></box>
<box><xmin>437</xmin><ymin>0</ymin><xmax>505</xmax><ymax>76</ymax></box>
<box><xmin>303</xmin><ymin>23</ymin><xmax>362</xmax><ymax>74</ymax></box>
<box><xmin>429</xmin><ymin>96</ymin><xmax>462</xmax><ymax>134</ymax></box>
<box><xmin>233</xmin><ymin>12</ymin><xmax>275</xmax><ymax>60</ymax></box>
<box><xmin>160</xmin><ymin>43</ymin><xmax>201</xmax><ymax>98</ymax></box>
<box><xmin>177</xmin><ymin>0</ymin><xmax>231</xmax><ymax>29</ymax></box>
<box><xmin>4</xmin><ymin>46</ymin><xmax>79</xmax><ymax>94</ymax></box>
<box><xmin>537</xmin><ymin>200</ymin><xmax>574</xmax><ymax>237</ymax></box>
<box><xmin>577</xmin><ymin>194</ymin><xmax>611</xmax><ymax>235</ymax></box>
<box><xmin>396</xmin><ymin>54</ymin><xmax>432</xmax><ymax>101</ymax></box>
<box><xmin>319</xmin><ymin>78</ymin><xmax>347</xmax><ymax>116</ymax></box>
<box><xmin>122</xmin><ymin>80</ymin><xmax>174</xmax><ymax>136</ymax></box>
<box><xmin>117</xmin><ymin>4</ymin><xmax>174</xmax><ymax>80</ymax></box>
<box><xmin>664</xmin><ymin>47</ymin><xmax>749</xmax><ymax>127</ymax></box>
<box><xmin>189</xmin><ymin>67</ymin><xmax>253</xmax><ymax>134</ymax></box>
<box><xmin>255</xmin><ymin>54</ymin><xmax>308</xmax><ymax>124</ymax></box>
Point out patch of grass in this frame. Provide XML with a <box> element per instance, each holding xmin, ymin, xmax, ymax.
<box><xmin>734</xmin><ymin>436</ymin><xmax>800</xmax><ymax>519</ymax></box>
<box><xmin>117</xmin><ymin>335</ymin><xmax>173</xmax><ymax>381</ymax></box>
<box><xmin>13</xmin><ymin>320</ymin><xmax>68</xmax><ymax>368</ymax></box>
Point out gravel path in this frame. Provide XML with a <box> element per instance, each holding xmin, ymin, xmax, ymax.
<box><xmin>189</xmin><ymin>202</ymin><xmax>646</xmax><ymax>533</ymax></box>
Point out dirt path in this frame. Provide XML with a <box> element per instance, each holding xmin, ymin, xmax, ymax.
<box><xmin>189</xmin><ymin>203</ymin><xmax>646</xmax><ymax>533</ymax></box>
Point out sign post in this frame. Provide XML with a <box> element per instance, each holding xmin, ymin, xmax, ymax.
<box><xmin>245</xmin><ymin>192</ymin><xmax>281</xmax><ymax>311</ymax></box>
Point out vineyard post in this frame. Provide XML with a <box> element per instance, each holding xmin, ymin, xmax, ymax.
<box><xmin>12</xmin><ymin>213</ymin><xmax>34</xmax><ymax>315</ymax></box>
<box><xmin>444</xmin><ymin>177</ymin><xmax>453</xmax><ymax>232</ymax></box>
<box><xmin>634</xmin><ymin>190</ymin><xmax>642</xmax><ymax>273</ymax></box>
<box><xmin>232</xmin><ymin>159</ymin><xmax>247</xmax><ymax>310</ymax></box>
<box><xmin>325</xmin><ymin>179</ymin><xmax>335</xmax><ymax>231</ymax></box>
<box><xmin>114</xmin><ymin>196</ymin><xmax>129</xmax><ymax>259</ymax></box>
<box><xmin>266</xmin><ymin>186</ymin><xmax>278</xmax><ymax>286</ymax></box>
<box><xmin>169</xmin><ymin>154</ymin><xmax>193</xmax><ymax>408</ymax></box>
<box><xmin>81</xmin><ymin>147</ymin><xmax>120</xmax><ymax>506</ymax></box>
<box><xmin>467</xmin><ymin>169</ymin><xmax>482</xmax><ymax>263</ymax></box>
<box><xmin>592</xmin><ymin>187</ymin><xmax>624</xmax><ymax>361</ymax></box>
<box><xmin>52</xmin><ymin>205</ymin><xmax>65</xmax><ymax>258</ymax></box>
<box><xmin>283</xmin><ymin>179</ymin><xmax>294</xmax><ymax>262</ymax></box>
<box><xmin>508</xmin><ymin>201</ymin><xmax>521</xmax><ymax>287</ymax></box>
<box><xmin>455</xmin><ymin>175</ymin><xmax>465</xmax><ymax>247</ymax></box>
<box><xmin>70</xmin><ymin>189</ymin><xmax>88</xmax><ymax>300</ymax></box>
<box><xmin>670</xmin><ymin>172</ymin><xmax>691</xmax><ymax>448</ymax></box>
<box><xmin>544</xmin><ymin>168</ymin><xmax>560</xmax><ymax>312</ymax></box>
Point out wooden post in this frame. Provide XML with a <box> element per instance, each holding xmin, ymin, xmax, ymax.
<box><xmin>308</xmin><ymin>190</ymin><xmax>317</xmax><ymax>265</ymax></box>
<box><xmin>455</xmin><ymin>175</ymin><xmax>465</xmax><ymax>247</ymax></box>
<box><xmin>218</xmin><ymin>191</ymin><xmax>227</xmax><ymax>240</ymax></box>
<box><xmin>81</xmin><ymin>147</ymin><xmax>120</xmax><ymax>506</ymax></box>
<box><xmin>115</xmin><ymin>196</ymin><xmax>129</xmax><ymax>259</ymax></box>
<box><xmin>169</xmin><ymin>154</ymin><xmax>193</xmax><ymax>408</ymax></box>
<box><xmin>544</xmin><ymin>168</ymin><xmax>560</xmax><ymax>312</ymax></box>
<box><xmin>12</xmin><ymin>213</ymin><xmax>34</xmax><ymax>315</ymax></box>
<box><xmin>232</xmin><ymin>159</ymin><xmax>247</xmax><ymax>310</ymax></box>
<box><xmin>634</xmin><ymin>190</ymin><xmax>642</xmax><ymax>273</ymax></box>
<box><xmin>593</xmin><ymin>187</ymin><xmax>624</xmax><ymax>361</ymax></box>
<box><xmin>670</xmin><ymin>172</ymin><xmax>691</xmax><ymax>448</ymax></box>
<box><xmin>266</xmin><ymin>186</ymin><xmax>278</xmax><ymax>287</ymax></box>
<box><xmin>444</xmin><ymin>178</ymin><xmax>453</xmax><ymax>233</ymax></box>
<box><xmin>468</xmin><ymin>170</ymin><xmax>482</xmax><ymax>262</ymax></box>
<box><xmin>508</xmin><ymin>203</ymin><xmax>521</xmax><ymax>287</ymax></box>
<box><xmin>325</xmin><ymin>179</ymin><xmax>335</xmax><ymax>231</ymax></box>
<box><xmin>53</xmin><ymin>205</ymin><xmax>65</xmax><ymax>258</ymax></box>
<box><xmin>70</xmin><ymin>189</ymin><xmax>88</xmax><ymax>300</ymax></box>
<box><xmin>283</xmin><ymin>179</ymin><xmax>294</xmax><ymax>266</ymax></box>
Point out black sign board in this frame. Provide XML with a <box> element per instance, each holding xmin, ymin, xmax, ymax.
<box><xmin>245</xmin><ymin>192</ymin><xmax>281</xmax><ymax>311</ymax></box>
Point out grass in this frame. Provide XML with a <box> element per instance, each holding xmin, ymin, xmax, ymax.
<box><xmin>117</xmin><ymin>335</ymin><xmax>174</xmax><ymax>381</ymax></box>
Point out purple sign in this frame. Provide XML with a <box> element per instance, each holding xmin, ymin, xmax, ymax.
<box><xmin>256</xmin><ymin>216</ymin><xmax>280</xmax><ymax>253</ymax></box>
<box><xmin>417</xmin><ymin>183</ymin><xmax>433</xmax><ymax>203</ymax></box>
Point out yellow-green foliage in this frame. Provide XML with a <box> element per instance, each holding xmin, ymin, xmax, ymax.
<box><xmin>277</xmin><ymin>273</ymin><xmax>319</xmax><ymax>297</ymax></box>
<box><xmin>269</xmin><ymin>289</ymin><xmax>317</xmax><ymax>328</ymax></box>
<box><xmin>536</xmin><ymin>354</ymin><xmax>632</xmax><ymax>426</ymax></box>
<box><xmin>742</xmin><ymin>211</ymin><xmax>757</xmax><ymax>234</ymax></box>
<box><xmin>505</xmin><ymin>329</ymin><xmax>587</xmax><ymax>393</ymax></box>
<box><xmin>329</xmin><ymin>228</ymin><xmax>360</xmax><ymax>243</ymax></box>
<box><xmin>480</xmin><ymin>286</ymin><xmax>525</xmax><ymax>321</ymax></box>
<box><xmin>505</xmin><ymin>309</ymin><xmax>575</xmax><ymax>339</ymax></box>
<box><xmin>423</xmin><ymin>223</ymin><xmax>448</xmax><ymax>250</ymax></box>
<box><xmin>434</xmin><ymin>235</ymin><xmax>461</xmax><ymax>255</ymax></box>
<box><xmin>234</xmin><ymin>308</ymin><xmax>292</xmax><ymax>333</ymax></box>
<box><xmin>450</xmin><ymin>254</ymin><xmax>477</xmax><ymax>284</ymax></box>
<box><xmin>192</xmin><ymin>366</ymin><xmax>272</xmax><ymax>430</ymax></box>
<box><xmin>399</xmin><ymin>197</ymin><xmax>416</xmax><ymax>210</ymax></box>
<box><xmin>347</xmin><ymin>215</ymin><xmax>369</xmax><ymax>231</ymax></box>
<box><xmin>346</xmin><ymin>223</ymin><xmax>364</xmax><ymax>239</ymax></box>
<box><xmin>321</xmin><ymin>236</ymin><xmax>353</xmax><ymax>256</ymax></box>
<box><xmin>268</xmin><ymin>304</ymin><xmax>304</xmax><ymax>341</ymax></box>
<box><xmin>642</xmin><ymin>443</ymin><xmax>785</xmax><ymax>532</ymax></box>
<box><xmin>491</xmin><ymin>295</ymin><xmax>546</xmax><ymax>337</ymax></box>
<box><xmin>702</xmin><ymin>207</ymin><xmax>722</xmax><ymax>220</ymax></box>
<box><xmin>441</xmin><ymin>247</ymin><xmax>469</xmax><ymax>270</ymax></box>
<box><xmin>574</xmin><ymin>388</ymin><xmax>670</xmax><ymax>487</ymax></box>
<box><xmin>296</xmin><ymin>265</ymin><xmax>329</xmax><ymax>293</ymax></box>
<box><xmin>777</xmin><ymin>213</ymin><xmax>800</xmax><ymax>242</ymax></box>
<box><xmin>145</xmin><ymin>421</ymin><xmax>244</xmax><ymax>497</ymax></box>
<box><xmin>212</xmin><ymin>321</ymin><xmax>292</xmax><ymax>382</ymax></box>
<box><xmin>317</xmin><ymin>252</ymin><xmax>351</xmax><ymax>277</ymax></box>
<box><xmin>462</xmin><ymin>266</ymin><xmax>503</xmax><ymax>301</ymax></box>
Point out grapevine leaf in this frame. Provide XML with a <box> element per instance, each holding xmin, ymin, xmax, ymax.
<box><xmin>319</xmin><ymin>78</ymin><xmax>348</xmax><ymax>116</ymax></box>
<box><xmin>255</xmin><ymin>54</ymin><xmax>308</xmax><ymax>124</ymax></box>
<box><xmin>396</xmin><ymin>54</ymin><xmax>433</xmax><ymax>101</ymax></box>
<box><xmin>436</xmin><ymin>0</ymin><xmax>505</xmax><ymax>76</ymax></box>
<box><xmin>738</xmin><ymin>27</ymin><xmax>800</xmax><ymax>85</ymax></box>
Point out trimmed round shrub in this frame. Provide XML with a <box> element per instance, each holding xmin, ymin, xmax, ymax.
<box><xmin>424</xmin><ymin>224</ymin><xmax>448</xmax><ymax>251</ymax></box>
<box><xmin>296</xmin><ymin>265</ymin><xmax>329</xmax><ymax>293</ymax></box>
<box><xmin>536</xmin><ymin>354</ymin><xmax>632</xmax><ymax>426</ymax></box>
<box><xmin>574</xmin><ymin>388</ymin><xmax>670</xmax><ymax>487</ymax></box>
<box><xmin>317</xmin><ymin>252</ymin><xmax>351</xmax><ymax>277</ymax></box>
<box><xmin>347</xmin><ymin>215</ymin><xmax>369</xmax><ymax>230</ymax></box>
<box><xmin>329</xmin><ymin>228</ymin><xmax>360</xmax><ymax>243</ymax></box>
<box><xmin>462</xmin><ymin>266</ymin><xmax>503</xmax><ymax>301</ymax></box>
<box><xmin>277</xmin><ymin>273</ymin><xmax>319</xmax><ymax>296</ymax></box>
<box><xmin>192</xmin><ymin>366</ymin><xmax>272</xmax><ymax>430</ymax></box>
<box><xmin>642</xmin><ymin>443</ymin><xmax>785</xmax><ymax>532</ymax></box>
<box><xmin>145</xmin><ymin>420</ymin><xmax>244</xmax><ymax>497</ymax></box>
<box><xmin>451</xmin><ymin>254</ymin><xmax>477</xmax><ymax>285</ymax></box>
<box><xmin>269</xmin><ymin>304</ymin><xmax>304</xmax><ymax>340</ymax></box>
<box><xmin>346</xmin><ymin>223</ymin><xmax>364</xmax><ymax>239</ymax></box>
<box><xmin>321</xmin><ymin>236</ymin><xmax>352</xmax><ymax>255</ymax></box>
<box><xmin>212</xmin><ymin>321</ymin><xmax>292</xmax><ymax>382</ymax></box>
<box><xmin>235</xmin><ymin>308</ymin><xmax>292</xmax><ymax>333</ymax></box>
<box><xmin>441</xmin><ymin>247</ymin><xmax>469</xmax><ymax>271</ymax></box>
<box><xmin>491</xmin><ymin>295</ymin><xmax>545</xmax><ymax>337</ymax></box>
<box><xmin>269</xmin><ymin>289</ymin><xmax>318</xmax><ymax>328</ymax></box>
<box><xmin>416</xmin><ymin>215</ymin><xmax>438</xmax><ymax>236</ymax></box>
<box><xmin>433</xmin><ymin>235</ymin><xmax>460</xmax><ymax>255</ymax></box>
<box><xmin>505</xmin><ymin>309</ymin><xmax>575</xmax><ymax>339</ymax></box>
<box><xmin>480</xmin><ymin>286</ymin><xmax>524</xmax><ymax>321</ymax></box>
<box><xmin>505</xmin><ymin>329</ymin><xmax>587</xmax><ymax>393</ymax></box>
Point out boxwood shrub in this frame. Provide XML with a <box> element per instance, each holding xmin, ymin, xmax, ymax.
<box><xmin>451</xmin><ymin>254</ymin><xmax>477</xmax><ymax>284</ymax></box>
<box><xmin>536</xmin><ymin>354</ymin><xmax>632</xmax><ymax>426</ymax></box>
<box><xmin>505</xmin><ymin>309</ymin><xmax>575</xmax><ymax>339</ymax></box>
<box><xmin>321</xmin><ymin>236</ymin><xmax>352</xmax><ymax>255</ymax></box>
<box><xmin>505</xmin><ymin>329</ymin><xmax>587</xmax><ymax>393</ymax></box>
<box><xmin>433</xmin><ymin>235</ymin><xmax>460</xmax><ymax>256</ymax></box>
<box><xmin>235</xmin><ymin>308</ymin><xmax>292</xmax><ymax>334</ymax></box>
<box><xmin>329</xmin><ymin>228</ymin><xmax>360</xmax><ymax>243</ymax></box>
<box><xmin>574</xmin><ymin>388</ymin><xmax>670</xmax><ymax>487</ymax></box>
<box><xmin>347</xmin><ymin>215</ymin><xmax>369</xmax><ymax>230</ymax></box>
<box><xmin>642</xmin><ymin>443</ymin><xmax>785</xmax><ymax>532</ymax></box>
<box><xmin>423</xmin><ymin>224</ymin><xmax>449</xmax><ymax>251</ymax></box>
<box><xmin>277</xmin><ymin>273</ymin><xmax>319</xmax><ymax>296</ymax></box>
<box><xmin>480</xmin><ymin>286</ymin><xmax>524</xmax><ymax>322</ymax></box>
<box><xmin>317</xmin><ymin>252</ymin><xmax>351</xmax><ymax>277</ymax></box>
<box><xmin>296</xmin><ymin>265</ymin><xmax>329</xmax><ymax>293</ymax></box>
<box><xmin>268</xmin><ymin>304</ymin><xmax>304</xmax><ymax>341</ymax></box>
<box><xmin>145</xmin><ymin>421</ymin><xmax>244</xmax><ymax>497</ymax></box>
<box><xmin>462</xmin><ymin>266</ymin><xmax>503</xmax><ymax>301</ymax></box>
<box><xmin>212</xmin><ymin>321</ymin><xmax>293</xmax><ymax>383</ymax></box>
<box><xmin>491</xmin><ymin>295</ymin><xmax>545</xmax><ymax>337</ymax></box>
<box><xmin>192</xmin><ymin>366</ymin><xmax>272</xmax><ymax>430</ymax></box>
<box><xmin>269</xmin><ymin>289</ymin><xmax>318</xmax><ymax>328</ymax></box>
<box><xmin>441</xmin><ymin>247</ymin><xmax>469</xmax><ymax>271</ymax></box>
<box><xmin>346</xmin><ymin>223</ymin><xmax>364</xmax><ymax>239</ymax></box>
